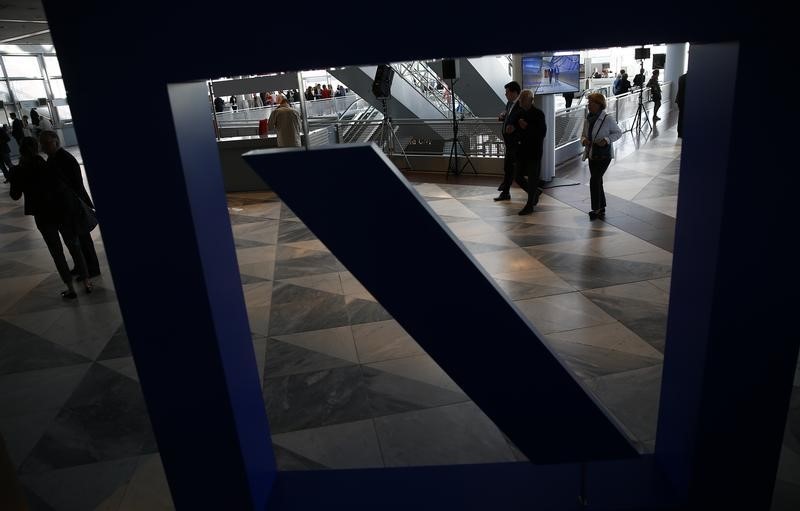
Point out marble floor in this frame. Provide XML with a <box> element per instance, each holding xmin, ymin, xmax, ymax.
<box><xmin>0</xmin><ymin>119</ymin><xmax>797</xmax><ymax>510</ymax></box>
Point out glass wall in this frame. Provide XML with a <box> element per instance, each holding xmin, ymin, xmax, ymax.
<box><xmin>0</xmin><ymin>47</ymin><xmax>70</xmax><ymax>128</ymax></box>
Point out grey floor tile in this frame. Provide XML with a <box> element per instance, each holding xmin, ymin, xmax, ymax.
<box><xmin>20</xmin><ymin>364</ymin><xmax>156</xmax><ymax>474</ymax></box>
<box><xmin>117</xmin><ymin>454</ymin><xmax>174</xmax><ymax>511</ymax></box>
<box><xmin>0</xmin><ymin>320</ymin><xmax>90</xmax><ymax>376</ymax></box>
<box><xmin>374</xmin><ymin>401</ymin><xmax>516</xmax><ymax>467</ymax></box>
<box><xmin>263</xmin><ymin>365</ymin><xmax>370</xmax><ymax>434</ymax></box>
<box><xmin>547</xmin><ymin>338</ymin><xmax>663</xmax><ymax>380</ymax></box>
<box><xmin>0</xmin><ymin>364</ymin><xmax>90</xmax><ymax>419</ymax></box>
<box><xmin>263</xmin><ymin>338</ymin><xmax>356</xmax><ymax>379</ymax></box>
<box><xmin>363</xmin><ymin>365</ymin><xmax>469</xmax><ymax>417</ymax></box>
<box><xmin>352</xmin><ymin>320</ymin><xmax>423</xmax><ymax>364</ymax></box>
<box><xmin>20</xmin><ymin>456</ymin><xmax>139</xmax><ymax>511</ymax></box>
<box><xmin>272</xmin><ymin>419</ymin><xmax>383</xmax><ymax>470</ymax></box>
<box><xmin>585</xmin><ymin>364</ymin><xmax>663</xmax><ymax>445</ymax></box>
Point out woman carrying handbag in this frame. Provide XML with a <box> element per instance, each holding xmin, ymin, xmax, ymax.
<box><xmin>581</xmin><ymin>93</ymin><xmax>622</xmax><ymax>220</ymax></box>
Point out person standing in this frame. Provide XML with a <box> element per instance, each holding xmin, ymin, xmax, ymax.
<box><xmin>9</xmin><ymin>136</ymin><xmax>92</xmax><ymax>298</ymax></box>
<box><xmin>38</xmin><ymin>115</ymin><xmax>53</xmax><ymax>132</ymax></box>
<box><xmin>675</xmin><ymin>72</ymin><xmax>687</xmax><ymax>138</ymax></box>
<box><xmin>617</xmin><ymin>72</ymin><xmax>631</xmax><ymax>95</ymax></box>
<box><xmin>0</xmin><ymin>126</ymin><xmax>12</xmax><ymax>183</ymax></box>
<box><xmin>495</xmin><ymin>81</ymin><xmax>528</xmax><ymax>201</ymax></box>
<box><xmin>514</xmin><ymin>90</ymin><xmax>547</xmax><ymax>215</ymax></box>
<box><xmin>29</xmin><ymin>108</ymin><xmax>40</xmax><ymax>127</ymax></box>
<box><xmin>581</xmin><ymin>93</ymin><xmax>622</xmax><ymax>220</ymax></box>
<box><xmin>563</xmin><ymin>91</ymin><xmax>575</xmax><ymax>109</ymax></box>
<box><xmin>648</xmin><ymin>69</ymin><xmax>663</xmax><ymax>121</ymax></box>
<box><xmin>268</xmin><ymin>95</ymin><xmax>302</xmax><ymax>148</ymax></box>
<box><xmin>10</xmin><ymin>113</ymin><xmax>24</xmax><ymax>147</ymax></box>
<box><xmin>39</xmin><ymin>130</ymin><xmax>101</xmax><ymax>278</ymax></box>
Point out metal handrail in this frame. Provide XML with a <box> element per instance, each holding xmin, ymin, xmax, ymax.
<box><xmin>391</xmin><ymin>61</ymin><xmax>475</xmax><ymax>118</ymax></box>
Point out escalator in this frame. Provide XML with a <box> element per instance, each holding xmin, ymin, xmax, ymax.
<box><xmin>428</xmin><ymin>55</ymin><xmax>510</xmax><ymax>118</ymax></box>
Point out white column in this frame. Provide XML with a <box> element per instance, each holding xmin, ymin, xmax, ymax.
<box><xmin>665</xmin><ymin>43</ymin><xmax>689</xmax><ymax>101</ymax></box>
<box><xmin>536</xmin><ymin>94</ymin><xmax>556</xmax><ymax>182</ymax></box>
<box><xmin>512</xmin><ymin>54</ymin><xmax>523</xmax><ymax>84</ymax></box>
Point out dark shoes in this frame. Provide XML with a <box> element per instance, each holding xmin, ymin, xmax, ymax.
<box><xmin>531</xmin><ymin>188</ymin><xmax>543</xmax><ymax>206</ymax></box>
<box><xmin>75</xmin><ymin>271</ymin><xmax>101</xmax><ymax>282</ymax></box>
<box><xmin>493</xmin><ymin>193</ymin><xmax>511</xmax><ymax>202</ymax></box>
<box><xmin>518</xmin><ymin>204</ymin><xmax>534</xmax><ymax>215</ymax></box>
<box><xmin>61</xmin><ymin>290</ymin><xmax>77</xmax><ymax>299</ymax></box>
<box><xmin>588</xmin><ymin>208</ymin><xmax>606</xmax><ymax>220</ymax></box>
<box><xmin>653</xmin><ymin>116</ymin><xmax>661</xmax><ymax>121</ymax></box>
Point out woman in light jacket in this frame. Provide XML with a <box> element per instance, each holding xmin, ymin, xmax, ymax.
<box><xmin>581</xmin><ymin>92</ymin><xmax>622</xmax><ymax>220</ymax></box>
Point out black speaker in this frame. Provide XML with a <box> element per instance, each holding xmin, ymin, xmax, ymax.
<box><xmin>634</xmin><ymin>47</ymin><xmax>651</xmax><ymax>60</ymax></box>
<box><xmin>652</xmin><ymin>54</ymin><xmax>666</xmax><ymax>69</ymax></box>
<box><xmin>441</xmin><ymin>58</ymin><xmax>460</xmax><ymax>80</ymax></box>
<box><xmin>372</xmin><ymin>65</ymin><xmax>394</xmax><ymax>98</ymax></box>
<box><xmin>37</xmin><ymin>97</ymin><xmax>48</xmax><ymax>106</ymax></box>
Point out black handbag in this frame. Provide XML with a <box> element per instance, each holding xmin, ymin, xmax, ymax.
<box><xmin>76</xmin><ymin>196</ymin><xmax>98</xmax><ymax>233</ymax></box>
<box><xmin>59</xmin><ymin>178</ymin><xmax>98</xmax><ymax>233</ymax></box>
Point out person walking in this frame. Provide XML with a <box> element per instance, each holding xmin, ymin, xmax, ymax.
<box><xmin>495</xmin><ymin>81</ymin><xmax>528</xmax><ymax>201</ymax></box>
<box><xmin>648</xmin><ymin>69</ymin><xmax>663</xmax><ymax>121</ymax></box>
<box><xmin>514</xmin><ymin>90</ymin><xmax>547</xmax><ymax>215</ymax></box>
<box><xmin>581</xmin><ymin>93</ymin><xmax>622</xmax><ymax>220</ymax></box>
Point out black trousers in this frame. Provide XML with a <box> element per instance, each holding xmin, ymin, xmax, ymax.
<box><xmin>653</xmin><ymin>94</ymin><xmax>662</xmax><ymax>117</ymax></box>
<box><xmin>68</xmin><ymin>231</ymin><xmax>100</xmax><ymax>275</ymax></box>
<box><xmin>589</xmin><ymin>157</ymin><xmax>611</xmax><ymax>211</ymax></box>
<box><xmin>517</xmin><ymin>151</ymin><xmax>543</xmax><ymax>206</ymax></box>
<box><xmin>35</xmin><ymin>216</ymin><xmax>88</xmax><ymax>284</ymax></box>
<box><xmin>0</xmin><ymin>151</ymin><xmax>11</xmax><ymax>179</ymax></box>
<box><xmin>499</xmin><ymin>144</ymin><xmax>528</xmax><ymax>194</ymax></box>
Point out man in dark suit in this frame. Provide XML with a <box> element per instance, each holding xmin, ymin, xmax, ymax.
<box><xmin>39</xmin><ymin>130</ymin><xmax>101</xmax><ymax>278</ymax></box>
<box><xmin>513</xmin><ymin>90</ymin><xmax>547</xmax><ymax>215</ymax></box>
<box><xmin>0</xmin><ymin>126</ymin><xmax>12</xmax><ymax>183</ymax></box>
<box><xmin>676</xmin><ymin>72</ymin><xmax>687</xmax><ymax>138</ymax></box>
<box><xmin>495</xmin><ymin>81</ymin><xmax>528</xmax><ymax>201</ymax></box>
<box><xmin>10</xmin><ymin>113</ymin><xmax>24</xmax><ymax>147</ymax></box>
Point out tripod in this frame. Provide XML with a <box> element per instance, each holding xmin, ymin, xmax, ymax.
<box><xmin>445</xmin><ymin>78</ymin><xmax>476</xmax><ymax>178</ymax></box>
<box><xmin>375</xmin><ymin>97</ymin><xmax>411</xmax><ymax>170</ymax></box>
<box><xmin>627</xmin><ymin>63</ymin><xmax>651</xmax><ymax>136</ymax></box>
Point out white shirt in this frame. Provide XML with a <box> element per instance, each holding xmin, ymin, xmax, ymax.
<box><xmin>38</xmin><ymin>117</ymin><xmax>53</xmax><ymax>131</ymax></box>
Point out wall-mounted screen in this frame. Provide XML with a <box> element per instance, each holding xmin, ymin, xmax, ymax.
<box><xmin>521</xmin><ymin>53</ymin><xmax>580</xmax><ymax>95</ymax></box>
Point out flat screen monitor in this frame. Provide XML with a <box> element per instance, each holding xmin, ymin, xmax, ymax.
<box><xmin>652</xmin><ymin>53</ymin><xmax>666</xmax><ymax>69</ymax></box>
<box><xmin>635</xmin><ymin>47</ymin><xmax>651</xmax><ymax>60</ymax></box>
<box><xmin>521</xmin><ymin>53</ymin><xmax>580</xmax><ymax>95</ymax></box>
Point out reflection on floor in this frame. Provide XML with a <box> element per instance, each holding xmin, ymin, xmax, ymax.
<box><xmin>0</xmin><ymin>122</ymin><xmax>797</xmax><ymax>510</ymax></box>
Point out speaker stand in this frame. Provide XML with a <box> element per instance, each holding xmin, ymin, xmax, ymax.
<box><xmin>445</xmin><ymin>78</ymin><xmax>476</xmax><ymax>178</ymax></box>
<box><xmin>376</xmin><ymin>97</ymin><xmax>411</xmax><ymax>170</ymax></box>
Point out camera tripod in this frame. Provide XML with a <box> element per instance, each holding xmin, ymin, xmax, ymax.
<box><xmin>627</xmin><ymin>63</ymin><xmax>651</xmax><ymax>136</ymax></box>
<box><xmin>445</xmin><ymin>78</ymin><xmax>476</xmax><ymax>178</ymax></box>
<box><xmin>375</xmin><ymin>97</ymin><xmax>411</xmax><ymax>170</ymax></box>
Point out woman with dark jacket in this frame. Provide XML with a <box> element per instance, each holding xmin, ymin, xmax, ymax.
<box><xmin>9</xmin><ymin>136</ymin><xmax>92</xmax><ymax>298</ymax></box>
